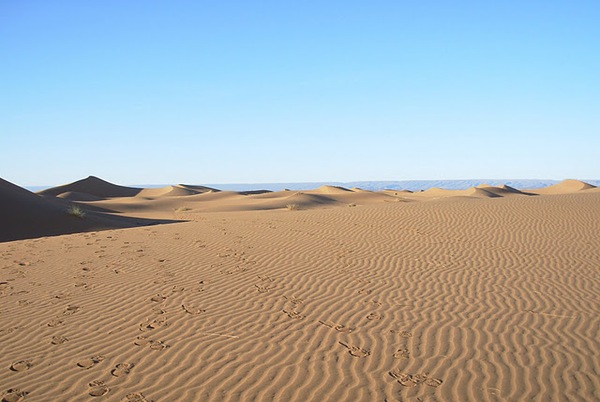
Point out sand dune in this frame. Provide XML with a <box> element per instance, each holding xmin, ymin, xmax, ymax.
<box><xmin>56</xmin><ymin>191</ymin><xmax>105</xmax><ymax>202</ymax></box>
<box><xmin>1</xmin><ymin>186</ymin><xmax>598</xmax><ymax>401</ymax></box>
<box><xmin>38</xmin><ymin>176</ymin><xmax>142</xmax><ymax>199</ymax></box>
<box><xmin>308</xmin><ymin>185</ymin><xmax>354</xmax><ymax>194</ymax></box>
<box><xmin>530</xmin><ymin>179</ymin><xmax>595</xmax><ymax>195</ymax></box>
<box><xmin>1</xmin><ymin>176</ymin><xmax>599</xmax><ymax>401</ymax></box>
<box><xmin>0</xmin><ymin>178</ymin><xmax>177</xmax><ymax>242</ymax></box>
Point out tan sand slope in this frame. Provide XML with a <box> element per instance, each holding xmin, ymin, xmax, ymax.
<box><xmin>38</xmin><ymin>176</ymin><xmax>142</xmax><ymax>199</ymax></box>
<box><xmin>0</xmin><ymin>178</ymin><xmax>178</xmax><ymax>242</ymax></box>
<box><xmin>0</xmin><ymin>190</ymin><xmax>598</xmax><ymax>401</ymax></box>
<box><xmin>530</xmin><ymin>179</ymin><xmax>596</xmax><ymax>195</ymax></box>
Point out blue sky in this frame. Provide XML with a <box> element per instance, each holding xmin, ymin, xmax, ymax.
<box><xmin>1</xmin><ymin>1</ymin><xmax>599</xmax><ymax>186</ymax></box>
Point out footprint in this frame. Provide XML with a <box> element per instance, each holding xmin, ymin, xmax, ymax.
<box><xmin>255</xmin><ymin>285</ymin><xmax>270</xmax><ymax>293</ymax></box>
<box><xmin>111</xmin><ymin>362</ymin><xmax>135</xmax><ymax>377</ymax></box>
<box><xmin>9</xmin><ymin>360</ymin><xmax>32</xmax><ymax>372</ymax></box>
<box><xmin>88</xmin><ymin>381</ymin><xmax>109</xmax><ymax>397</ymax></box>
<box><xmin>338</xmin><ymin>342</ymin><xmax>370</xmax><ymax>358</ymax></box>
<box><xmin>358</xmin><ymin>289</ymin><xmax>372</xmax><ymax>295</ymax></box>
<box><xmin>46</xmin><ymin>318</ymin><xmax>64</xmax><ymax>327</ymax></box>
<box><xmin>0</xmin><ymin>327</ymin><xmax>21</xmax><ymax>335</ymax></box>
<box><xmin>151</xmin><ymin>307</ymin><xmax>167</xmax><ymax>315</ymax></box>
<box><xmin>318</xmin><ymin>320</ymin><xmax>353</xmax><ymax>333</ymax></box>
<box><xmin>139</xmin><ymin>317</ymin><xmax>168</xmax><ymax>331</ymax></box>
<box><xmin>63</xmin><ymin>305</ymin><xmax>80</xmax><ymax>316</ymax></box>
<box><xmin>181</xmin><ymin>305</ymin><xmax>206</xmax><ymax>315</ymax></box>
<box><xmin>1</xmin><ymin>388</ymin><xmax>28</xmax><ymax>402</ymax></box>
<box><xmin>366</xmin><ymin>312</ymin><xmax>382</xmax><ymax>320</ymax></box>
<box><xmin>398</xmin><ymin>374</ymin><xmax>418</xmax><ymax>388</ymax></box>
<box><xmin>389</xmin><ymin>369</ymin><xmax>417</xmax><ymax>387</ymax></box>
<box><xmin>134</xmin><ymin>336</ymin><xmax>150</xmax><ymax>346</ymax></box>
<box><xmin>171</xmin><ymin>286</ymin><xmax>185</xmax><ymax>292</ymax></box>
<box><xmin>283</xmin><ymin>296</ymin><xmax>304</xmax><ymax>304</ymax></box>
<box><xmin>121</xmin><ymin>392</ymin><xmax>149</xmax><ymax>401</ymax></box>
<box><xmin>76</xmin><ymin>355</ymin><xmax>105</xmax><ymax>369</ymax></box>
<box><xmin>148</xmin><ymin>340</ymin><xmax>169</xmax><ymax>351</ymax></box>
<box><xmin>424</xmin><ymin>377</ymin><xmax>444</xmax><ymax>388</ymax></box>
<box><xmin>412</xmin><ymin>373</ymin><xmax>428</xmax><ymax>385</ymax></box>
<box><xmin>149</xmin><ymin>294</ymin><xmax>166</xmax><ymax>302</ymax></box>
<box><xmin>391</xmin><ymin>329</ymin><xmax>412</xmax><ymax>338</ymax></box>
<box><xmin>393</xmin><ymin>348</ymin><xmax>410</xmax><ymax>359</ymax></box>
<box><xmin>362</xmin><ymin>299</ymin><xmax>382</xmax><ymax>307</ymax></box>
<box><xmin>334</xmin><ymin>324</ymin><xmax>353</xmax><ymax>333</ymax></box>
<box><xmin>51</xmin><ymin>335</ymin><xmax>69</xmax><ymax>345</ymax></box>
<box><xmin>283</xmin><ymin>309</ymin><xmax>304</xmax><ymax>319</ymax></box>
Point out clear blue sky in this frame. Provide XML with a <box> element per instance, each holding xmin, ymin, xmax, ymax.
<box><xmin>1</xmin><ymin>1</ymin><xmax>599</xmax><ymax>186</ymax></box>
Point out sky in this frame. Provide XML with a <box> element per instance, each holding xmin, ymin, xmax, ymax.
<box><xmin>1</xmin><ymin>1</ymin><xmax>599</xmax><ymax>187</ymax></box>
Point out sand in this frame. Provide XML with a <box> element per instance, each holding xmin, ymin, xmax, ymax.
<box><xmin>1</xmin><ymin>177</ymin><xmax>599</xmax><ymax>401</ymax></box>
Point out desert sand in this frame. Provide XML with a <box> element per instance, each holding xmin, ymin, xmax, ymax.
<box><xmin>1</xmin><ymin>176</ymin><xmax>599</xmax><ymax>401</ymax></box>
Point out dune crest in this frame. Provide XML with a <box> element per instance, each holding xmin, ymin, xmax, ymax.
<box><xmin>38</xmin><ymin>176</ymin><xmax>141</xmax><ymax>198</ymax></box>
<box><xmin>532</xmin><ymin>179</ymin><xmax>595</xmax><ymax>195</ymax></box>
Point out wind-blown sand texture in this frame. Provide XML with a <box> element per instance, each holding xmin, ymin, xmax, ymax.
<box><xmin>1</xmin><ymin>176</ymin><xmax>599</xmax><ymax>401</ymax></box>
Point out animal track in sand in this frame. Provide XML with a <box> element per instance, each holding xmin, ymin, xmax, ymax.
<box><xmin>181</xmin><ymin>305</ymin><xmax>206</xmax><ymax>315</ymax></box>
<box><xmin>111</xmin><ymin>362</ymin><xmax>135</xmax><ymax>377</ymax></box>
<box><xmin>171</xmin><ymin>286</ymin><xmax>185</xmax><ymax>292</ymax></box>
<box><xmin>149</xmin><ymin>340</ymin><xmax>170</xmax><ymax>351</ymax></box>
<box><xmin>62</xmin><ymin>305</ymin><xmax>80</xmax><ymax>315</ymax></box>
<box><xmin>318</xmin><ymin>320</ymin><xmax>353</xmax><ymax>333</ymax></box>
<box><xmin>283</xmin><ymin>309</ymin><xmax>304</xmax><ymax>319</ymax></box>
<box><xmin>390</xmin><ymin>329</ymin><xmax>413</xmax><ymax>338</ymax></box>
<box><xmin>362</xmin><ymin>299</ymin><xmax>382</xmax><ymax>307</ymax></box>
<box><xmin>388</xmin><ymin>369</ymin><xmax>443</xmax><ymax>388</ymax></box>
<box><xmin>257</xmin><ymin>275</ymin><xmax>274</xmax><ymax>282</ymax></box>
<box><xmin>283</xmin><ymin>296</ymin><xmax>304</xmax><ymax>304</ymax></box>
<box><xmin>338</xmin><ymin>342</ymin><xmax>370</xmax><ymax>358</ymax></box>
<box><xmin>88</xmin><ymin>381</ymin><xmax>109</xmax><ymax>397</ymax></box>
<box><xmin>149</xmin><ymin>294</ymin><xmax>166</xmax><ymax>302</ymax></box>
<box><xmin>51</xmin><ymin>335</ymin><xmax>69</xmax><ymax>345</ymax></box>
<box><xmin>76</xmin><ymin>355</ymin><xmax>105</xmax><ymax>369</ymax></box>
<box><xmin>134</xmin><ymin>336</ymin><xmax>150</xmax><ymax>346</ymax></box>
<box><xmin>9</xmin><ymin>360</ymin><xmax>32</xmax><ymax>372</ymax></box>
<box><xmin>366</xmin><ymin>312</ymin><xmax>383</xmax><ymax>320</ymax></box>
<box><xmin>121</xmin><ymin>392</ymin><xmax>150</xmax><ymax>401</ymax></box>
<box><xmin>255</xmin><ymin>285</ymin><xmax>270</xmax><ymax>293</ymax></box>
<box><xmin>393</xmin><ymin>348</ymin><xmax>410</xmax><ymax>359</ymax></box>
<box><xmin>1</xmin><ymin>388</ymin><xmax>29</xmax><ymax>402</ymax></box>
<box><xmin>139</xmin><ymin>317</ymin><xmax>168</xmax><ymax>331</ymax></box>
<box><xmin>0</xmin><ymin>327</ymin><xmax>22</xmax><ymax>335</ymax></box>
<box><xmin>358</xmin><ymin>289</ymin><xmax>372</xmax><ymax>295</ymax></box>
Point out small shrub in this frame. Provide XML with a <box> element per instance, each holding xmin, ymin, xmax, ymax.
<box><xmin>286</xmin><ymin>204</ymin><xmax>299</xmax><ymax>211</ymax></box>
<box><xmin>67</xmin><ymin>205</ymin><xmax>86</xmax><ymax>219</ymax></box>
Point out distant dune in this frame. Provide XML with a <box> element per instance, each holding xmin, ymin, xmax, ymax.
<box><xmin>530</xmin><ymin>179</ymin><xmax>596</xmax><ymax>195</ymax></box>
<box><xmin>0</xmin><ymin>177</ymin><xmax>178</xmax><ymax>242</ymax></box>
<box><xmin>37</xmin><ymin>175</ymin><xmax>142</xmax><ymax>198</ymax></box>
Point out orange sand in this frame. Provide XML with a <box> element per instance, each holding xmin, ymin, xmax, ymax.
<box><xmin>1</xmin><ymin>177</ymin><xmax>599</xmax><ymax>401</ymax></box>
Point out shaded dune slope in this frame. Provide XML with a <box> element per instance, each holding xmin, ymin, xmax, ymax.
<box><xmin>0</xmin><ymin>178</ymin><xmax>179</xmax><ymax>242</ymax></box>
